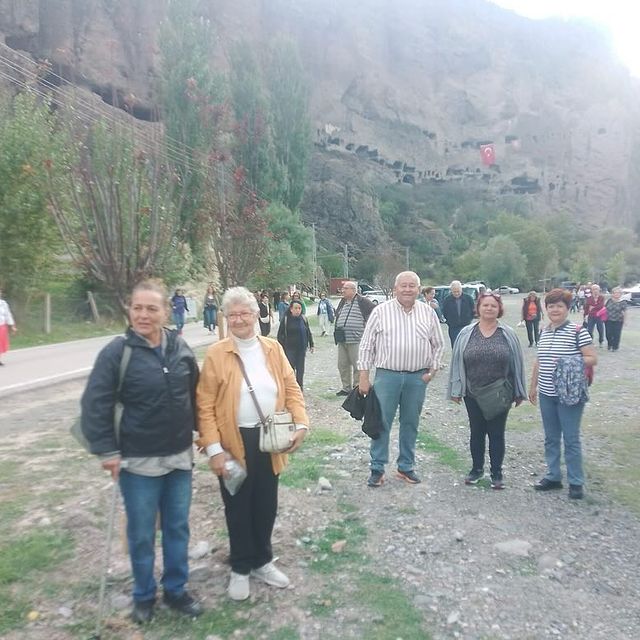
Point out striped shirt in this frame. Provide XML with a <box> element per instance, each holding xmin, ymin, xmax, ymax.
<box><xmin>358</xmin><ymin>299</ymin><xmax>445</xmax><ymax>372</ymax></box>
<box><xmin>335</xmin><ymin>298</ymin><xmax>366</xmax><ymax>343</ymax></box>
<box><xmin>537</xmin><ymin>321</ymin><xmax>592</xmax><ymax>396</ymax></box>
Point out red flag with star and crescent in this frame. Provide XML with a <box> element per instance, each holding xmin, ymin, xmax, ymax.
<box><xmin>480</xmin><ymin>144</ymin><xmax>495</xmax><ymax>166</ymax></box>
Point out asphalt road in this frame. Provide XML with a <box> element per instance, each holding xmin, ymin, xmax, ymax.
<box><xmin>0</xmin><ymin>321</ymin><xmax>219</xmax><ymax>398</ymax></box>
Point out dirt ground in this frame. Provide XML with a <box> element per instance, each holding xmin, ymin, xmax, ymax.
<box><xmin>1</xmin><ymin>297</ymin><xmax>639</xmax><ymax>639</ymax></box>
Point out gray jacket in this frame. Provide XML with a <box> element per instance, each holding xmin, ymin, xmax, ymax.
<box><xmin>447</xmin><ymin>321</ymin><xmax>527</xmax><ymax>400</ymax></box>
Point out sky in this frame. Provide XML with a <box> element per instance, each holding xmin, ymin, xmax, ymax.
<box><xmin>489</xmin><ymin>1</ymin><xmax>640</xmax><ymax>77</ymax></box>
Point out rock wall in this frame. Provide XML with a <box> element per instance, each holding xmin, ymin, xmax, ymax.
<box><xmin>2</xmin><ymin>0</ymin><xmax>639</xmax><ymax>247</ymax></box>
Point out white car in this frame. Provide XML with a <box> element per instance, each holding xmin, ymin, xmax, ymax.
<box><xmin>362</xmin><ymin>289</ymin><xmax>388</xmax><ymax>305</ymax></box>
<box><xmin>497</xmin><ymin>285</ymin><xmax>520</xmax><ymax>295</ymax></box>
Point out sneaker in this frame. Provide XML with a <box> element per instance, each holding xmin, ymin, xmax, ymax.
<box><xmin>251</xmin><ymin>561</ymin><xmax>290</xmax><ymax>588</ymax></box>
<box><xmin>396</xmin><ymin>469</ymin><xmax>421</xmax><ymax>484</ymax></box>
<box><xmin>163</xmin><ymin>591</ymin><xmax>202</xmax><ymax>617</ymax></box>
<box><xmin>464</xmin><ymin>469</ymin><xmax>484</xmax><ymax>485</ymax></box>
<box><xmin>131</xmin><ymin>599</ymin><xmax>155</xmax><ymax>624</ymax></box>
<box><xmin>569</xmin><ymin>484</ymin><xmax>584</xmax><ymax>500</ymax></box>
<box><xmin>491</xmin><ymin>476</ymin><xmax>505</xmax><ymax>490</ymax></box>
<box><xmin>367</xmin><ymin>470</ymin><xmax>385</xmax><ymax>487</ymax></box>
<box><xmin>335</xmin><ymin>389</ymin><xmax>350</xmax><ymax>396</ymax></box>
<box><xmin>534</xmin><ymin>478</ymin><xmax>563</xmax><ymax>491</ymax></box>
<box><xmin>228</xmin><ymin>571</ymin><xmax>250</xmax><ymax>601</ymax></box>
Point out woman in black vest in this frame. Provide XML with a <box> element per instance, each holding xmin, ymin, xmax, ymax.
<box><xmin>277</xmin><ymin>300</ymin><xmax>314</xmax><ymax>389</ymax></box>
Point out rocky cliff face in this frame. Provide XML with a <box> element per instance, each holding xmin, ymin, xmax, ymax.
<box><xmin>2</xmin><ymin>0</ymin><xmax>639</xmax><ymax>251</ymax></box>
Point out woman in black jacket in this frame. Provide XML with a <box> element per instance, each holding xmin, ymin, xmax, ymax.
<box><xmin>277</xmin><ymin>300</ymin><xmax>314</xmax><ymax>389</ymax></box>
<box><xmin>80</xmin><ymin>280</ymin><xmax>202</xmax><ymax>624</ymax></box>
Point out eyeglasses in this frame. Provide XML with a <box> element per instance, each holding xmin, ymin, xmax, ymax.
<box><xmin>227</xmin><ymin>311</ymin><xmax>255</xmax><ymax>321</ymax></box>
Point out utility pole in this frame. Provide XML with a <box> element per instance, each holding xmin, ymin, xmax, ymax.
<box><xmin>343</xmin><ymin>243</ymin><xmax>349</xmax><ymax>279</ymax></box>
<box><xmin>405</xmin><ymin>246</ymin><xmax>410</xmax><ymax>269</ymax></box>
<box><xmin>311</xmin><ymin>223</ymin><xmax>318</xmax><ymax>296</ymax></box>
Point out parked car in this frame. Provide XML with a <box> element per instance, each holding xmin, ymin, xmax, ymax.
<box><xmin>497</xmin><ymin>285</ymin><xmax>520</xmax><ymax>295</ymax></box>
<box><xmin>362</xmin><ymin>289</ymin><xmax>388</xmax><ymax>305</ymax></box>
<box><xmin>621</xmin><ymin>284</ymin><xmax>640</xmax><ymax>306</ymax></box>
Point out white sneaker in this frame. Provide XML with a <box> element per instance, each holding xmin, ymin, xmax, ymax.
<box><xmin>250</xmin><ymin>561</ymin><xmax>290</xmax><ymax>588</ymax></box>
<box><xmin>228</xmin><ymin>571</ymin><xmax>250</xmax><ymax>601</ymax></box>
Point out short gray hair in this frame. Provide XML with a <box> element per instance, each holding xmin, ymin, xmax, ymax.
<box><xmin>222</xmin><ymin>286</ymin><xmax>259</xmax><ymax>315</ymax></box>
<box><xmin>450</xmin><ymin>280</ymin><xmax>462</xmax><ymax>290</ymax></box>
<box><xmin>342</xmin><ymin>281</ymin><xmax>357</xmax><ymax>290</ymax></box>
<box><xmin>394</xmin><ymin>271</ymin><xmax>420</xmax><ymax>287</ymax></box>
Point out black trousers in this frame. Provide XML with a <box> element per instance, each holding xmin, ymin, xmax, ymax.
<box><xmin>285</xmin><ymin>347</ymin><xmax>306</xmax><ymax>389</ymax></box>
<box><xmin>605</xmin><ymin>320</ymin><xmax>623</xmax><ymax>350</ymax></box>
<box><xmin>448</xmin><ymin>325</ymin><xmax>464</xmax><ymax>348</ymax></box>
<box><xmin>525</xmin><ymin>319</ymin><xmax>540</xmax><ymax>346</ymax></box>
<box><xmin>219</xmin><ymin>427</ymin><xmax>278</xmax><ymax>575</ymax></box>
<box><xmin>463</xmin><ymin>395</ymin><xmax>508</xmax><ymax>478</ymax></box>
<box><xmin>259</xmin><ymin>321</ymin><xmax>271</xmax><ymax>336</ymax></box>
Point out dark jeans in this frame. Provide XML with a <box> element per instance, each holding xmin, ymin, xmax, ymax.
<box><xmin>172</xmin><ymin>311</ymin><xmax>185</xmax><ymax>332</ymax></box>
<box><xmin>525</xmin><ymin>319</ymin><xmax>540</xmax><ymax>346</ymax></box>
<box><xmin>463</xmin><ymin>396</ymin><xmax>508</xmax><ymax>478</ymax></box>
<box><xmin>448</xmin><ymin>325</ymin><xmax>464</xmax><ymax>348</ymax></box>
<box><xmin>605</xmin><ymin>320</ymin><xmax>623</xmax><ymax>350</ymax></box>
<box><xmin>259</xmin><ymin>320</ymin><xmax>271</xmax><ymax>336</ymax></box>
<box><xmin>285</xmin><ymin>347</ymin><xmax>306</xmax><ymax>389</ymax></box>
<box><xmin>220</xmin><ymin>427</ymin><xmax>279</xmax><ymax>575</ymax></box>
<box><xmin>119</xmin><ymin>468</ymin><xmax>192</xmax><ymax>603</ymax></box>
<box><xmin>203</xmin><ymin>307</ymin><xmax>217</xmax><ymax>331</ymax></box>
<box><xmin>586</xmin><ymin>316</ymin><xmax>604</xmax><ymax>345</ymax></box>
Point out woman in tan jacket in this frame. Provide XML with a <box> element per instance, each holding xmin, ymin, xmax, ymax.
<box><xmin>196</xmin><ymin>287</ymin><xmax>309</xmax><ymax>601</ymax></box>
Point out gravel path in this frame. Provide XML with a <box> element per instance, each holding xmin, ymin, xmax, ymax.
<box><xmin>3</xmin><ymin>303</ymin><xmax>640</xmax><ymax>639</ymax></box>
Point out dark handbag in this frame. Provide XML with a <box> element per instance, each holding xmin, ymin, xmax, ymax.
<box><xmin>471</xmin><ymin>377</ymin><xmax>513</xmax><ymax>421</ymax></box>
<box><xmin>235</xmin><ymin>355</ymin><xmax>295</xmax><ymax>453</ymax></box>
<box><xmin>334</xmin><ymin>300</ymin><xmax>354</xmax><ymax>344</ymax></box>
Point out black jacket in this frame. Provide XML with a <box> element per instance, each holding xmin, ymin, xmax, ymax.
<box><xmin>80</xmin><ymin>328</ymin><xmax>199</xmax><ymax>457</ymax></box>
<box><xmin>335</xmin><ymin>294</ymin><xmax>375</xmax><ymax>324</ymax></box>
<box><xmin>341</xmin><ymin>386</ymin><xmax>383</xmax><ymax>439</ymax></box>
<box><xmin>442</xmin><ymin>293</ymin><xmax>475</xmax><ymax>329</ymax></box>
<box><xmin>277</xmin><ymin>314</ymin><xmax>314</xmax><ymax>352</ymax></box>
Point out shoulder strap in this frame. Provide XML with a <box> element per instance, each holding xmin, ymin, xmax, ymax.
<box><xmin>114</xmin><ymin>344</ymin><xmax>132</xmax><ymax>445</ymax></box>
<box><xmin>234</xmin><ymin>354</ymin><xmax>268</xmax><ymax>425</ymax></box>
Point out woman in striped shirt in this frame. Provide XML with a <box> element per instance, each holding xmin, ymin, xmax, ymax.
<box><xmin>528</xmin><ymin>289</ymin><xmax>597</xmax><ymax>500</ymax></box>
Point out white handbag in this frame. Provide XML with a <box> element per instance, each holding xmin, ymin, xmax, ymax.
<box><xmin>235</xmin><ymin>356</ymin><xmax>295</xmax><ymax>453</ymax></box>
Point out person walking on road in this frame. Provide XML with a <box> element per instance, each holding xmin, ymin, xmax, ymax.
<box><xmin>358</xmin><ymin>271</ymin><xmax>445</xmax><ymax>487</ymax></box>
<box><xmin>442</xmin><ymin>280</ymin><xmax>475</xmax><ymax>348</ymax></box>
<box><xmin>278</xmin><ymin>300</ymin><xmax>314</xmax><ymax>389</ymax></box>
<box><xmin>203</xmin><ymin>285</ymin><xmax>220</xmax><ymax>334</ymax></box>
<box><xmin>334</xmin><ymin>281</ymin><xmax>375</xmax><ymax>396</ymax></box>
<box><xmin>0</xmin><ymin>287</ymin><xmax>17</xmax><ymax>365</ymax></box>
<box><xmin>521</xmin><ymin>291</ymin><xmax>543</xmax><ymax>347</ymax></box>
<box><xmin>258</xmin><ymin>294</ymin><xmax>273</xmax><ymax>337</ymax></box>
<box><xmin>604</xmin><ymin>287</ymin><xmax>627</xmax><ymax>351</ymax></box>
<box><xmin>316</xmin><ymin>292</ymin><xmax>335</xmax><ymax>336</ymax></box>
<box><xmin>80</xmin><ymin>279</ymin><xmax>202</xmax><ymax>624</ymax></box>
<box><xmin>171</xmin><ymin>289</ymin><xmax>189</xmax><ymax>335</ymax></box>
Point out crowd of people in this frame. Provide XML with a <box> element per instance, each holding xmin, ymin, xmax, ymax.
<box><xmin>36</xmin><ymin>272</ymin><xmax>622</xmax><ymax>623</ymax></box>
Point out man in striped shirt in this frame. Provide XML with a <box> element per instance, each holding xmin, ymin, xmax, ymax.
<box><xmin>358</xmin><ymin>271</ymin><xmax>445</xmax><ymax>487</ymax></box>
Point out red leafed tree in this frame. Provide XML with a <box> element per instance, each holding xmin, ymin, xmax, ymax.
<box><xmin>205</xmin><ymin>159</ymin><xmax>269</xmax><ymax>289</ymax></box>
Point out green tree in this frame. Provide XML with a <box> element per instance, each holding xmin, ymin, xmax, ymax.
<box><xmin>158</xmin><ymin>0</ymin><xmax>224</xmax><ymax>250</ymax></box>
<box><xmin>46</xmin><ymin>123</ymin><xmax>186</xmax><ymax>313</ymax></box>
<box><xmin>606</xmin><ymin>251</ymin><xmax>627</xmax><ymax>287</ymax></box>
<box><xmin>481</xmin><ymin>236</ymin><xmax>527</xmax><ymax>287</ymax></box>
<box><xmin>266</xmin><ymin>38</ymin><xmax>311</xmax><ymax>211</ymax></box>
<box><xmin>571</xmin><ymin>256</ymin><xmax>592</xmax><ymax>284</ymax></box>
<box><xmin>0</xmin><ymin>94</ymin><xmax>66</xmax><ymax>297</ymax></box>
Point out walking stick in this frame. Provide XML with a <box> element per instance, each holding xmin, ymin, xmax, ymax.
<box><xmin>91</xmin><ymin>480</ymin><xmax>118</xmax><ymax>640</ymax></box>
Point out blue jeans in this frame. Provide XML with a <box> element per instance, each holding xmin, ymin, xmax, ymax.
<box><xmin>370</xmin><ymin>368</ymin><xmax>428</xmax><ymax>473</ymax></box>
<box><xmin>538</xmin><ymin>394</ymin><xmax>585</xmax><ymax>486</ymax></box>
<box><xmin>119</xmin><ymin>469</ymin><xmax>192</xmax><ymax>602</ymax></box>
<box><xmin>203</xmin><ymin>307</ymin><xmax>217</xmax><ymax>331</ymax></box>
<box><xmin>173</xmin><ymin>311</ymin><xmax>185</xmax><ymax>332</ymax></box>
<box><xmin>586</xmin><ymin>316</ymin><xmax>604</xmax><ymax>345</ymax></box>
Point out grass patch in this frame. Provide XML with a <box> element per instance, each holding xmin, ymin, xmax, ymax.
<box><xmin>0</xmin><ymin>530</ymin><xmax>73</xmax><ymax>585</ymax></box>
<box><xmin>306</xmin><ymin>427</ymin><xmax>349</xmax><ymax>447</ymax></box>
<box><xmin>0</xmin><ymin>500</ymin><xmax>26</xmax><ymax>535</ymax></box>
<box><xmin>357</xmin><ymin>572</ymin><xmax>431</xmax><ymax>640</ymax></box>
<box><xmin>417</xmin><ymin>431</ymin><xmax>467</xmax><ymax>473</ymax></box>
<box><xmin>280</xmin><ymin>453</ymin><xmax>325</xmax><ymax>489</ymax></box>
<box><xmin>309</xmin><ymin>513</ymin><xmax>367</xmax><ymax>574</ymax></box>
<box><xmin>268</xmin><ymin>626</ymin><xmax>301</xmax><ymax>640</ymax></box>
<box><xmin>0</xmin><ymin>588</ymin><xmax>29</xmax><ymax>635</ymax></box>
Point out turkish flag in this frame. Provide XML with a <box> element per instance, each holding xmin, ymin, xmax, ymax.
<box><xmin>480</xmin><ymin>144</ymin><xmax>495</xmax><ymax>165</ymax></box>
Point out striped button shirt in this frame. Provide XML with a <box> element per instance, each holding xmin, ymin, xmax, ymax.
<box><xmin>357</xmin><ymin>299</ymin><xmax>445</xmax><ymax>372</ymax></box>
<box><xmin>537</xmin><ymin>321</ymin><xmax>592</xmax><ymax>396</ymax></box>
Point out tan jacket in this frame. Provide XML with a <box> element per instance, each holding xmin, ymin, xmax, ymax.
<box><xmin>196</xmin><ymin>336</ymin><xmax>309</xmax><ymax>475</ymax></box>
